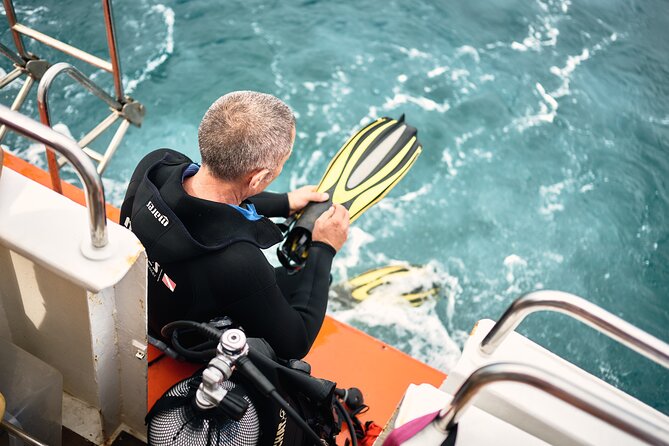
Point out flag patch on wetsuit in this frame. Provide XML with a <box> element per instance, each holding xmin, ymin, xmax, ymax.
<box><xmin>161</xmin><ymin>273</ymin><xmax>177</xmax><ymax>292</ymax></box>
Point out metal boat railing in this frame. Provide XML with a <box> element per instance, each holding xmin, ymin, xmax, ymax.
<box><xmin>36</xmin><ymin>62</ymin><xmax>144</xmax><ymax>190</ymax></box>
<box><xmin>2</xmin><ymin>0</ymin><xmax>124</xmax><ymax>101</ymax></box>
<box><xmin>479</xmin><ymin>290</ymin><xmax>669</xmax><ymax>369</ymax></box>
<box><xmin>0</xmin><ymin>0</ymin><xmax>145</xmax><ymax>185</ymax></box>
<box><xmin>0</xmin><ymin>104</ymin><xmax>108</xmax><ymax>249</ymax></box>
<box><xmin>435</xmin><ymin>362</ymin><xmax>669</xmax><ymax>445</ymax></box>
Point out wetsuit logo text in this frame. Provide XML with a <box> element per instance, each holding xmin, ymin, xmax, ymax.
<box><xmin>146</xmin><ymin>200</ymin><xmax>170</xmax><ymax>226</ymax></box>
<box><xmin>273</xmin><ymin>409</ymin><xmax>287</xmax><ymax>446</ymax></box>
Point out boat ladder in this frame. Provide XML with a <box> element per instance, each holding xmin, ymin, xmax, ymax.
<box><xmin>398</xmin><ymin>291</ymin><xmax>669</xmax><ymax>445</ymax></box>
<box><xmin>0</xmin><ymin>0</ymin><xmax>145</xmax><ymax>192</ymax></box>
<box><xmin>437</xmin><ymin>290</ymin><xmax>669</xmax><ymax>445</ymax></box>
<box><xmin>479</xmin><ymin>290</ymin><xmax>669</xmax><ymax>369</ymax></box>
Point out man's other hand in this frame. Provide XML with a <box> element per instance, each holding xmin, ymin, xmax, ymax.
<box><xmin>288</xmin><ymin>185</ymin><xmax>329</xmax><ymax>215</ymax></box>
<box><xmin>312</xmin><ymin>204</ymin><xmax>349</xmax><ymax>252</ymax></box>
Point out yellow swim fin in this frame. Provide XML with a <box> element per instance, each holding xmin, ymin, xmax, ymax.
<box><xmin>278</xmin><ymin>115</ymin><xmax>422</xmax><ymax>271</ymax></box>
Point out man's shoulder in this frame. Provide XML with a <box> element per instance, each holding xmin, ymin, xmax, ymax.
<box><xmin>136</xmin><ymin>149</ymin><xmax>192</xmax><ymax>175</ymax></box>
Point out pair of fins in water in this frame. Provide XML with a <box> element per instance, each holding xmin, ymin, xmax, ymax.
<box><xmin>335</xmin><ymin>264</ymin><xmax>440</xmax><ymax>308</ymax></box>
<box><xmin>277</xmin><ymin>114</ymin><xmax>439</xmax><ymax>306</ymax></box>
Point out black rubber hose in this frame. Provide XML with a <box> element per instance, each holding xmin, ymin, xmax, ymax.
<box><xmin>334</xmin><ymin>398</ymin><xmax>358</xmax><ymax>446</ymax></box>
<box><xmin>169</xmin><ymin>332</ymin><xmax>217</xmax><ymax>361</ymax></box>
<box><xmin>161</xmin><ymin>320</ymin><xmax>223</xmax><ymax>341</ymax></box>
<box><xmin>236</xmin><ymin>355</ymin><xmax>326</xmax><ymax>445</ymax></box>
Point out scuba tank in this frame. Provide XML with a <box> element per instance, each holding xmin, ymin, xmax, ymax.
<box><xmin>146</xmin><ymin>321</ymin><xmax>365</xmax><ymax>446</ymax></box>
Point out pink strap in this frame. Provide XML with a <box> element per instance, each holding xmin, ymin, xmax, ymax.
<box><xmin>382</xmin><ymin>410</ymin><xmax>440</xmax><ymax>446</ymax></box>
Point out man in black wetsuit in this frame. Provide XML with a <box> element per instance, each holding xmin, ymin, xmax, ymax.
<box><xmin>120</xmin><ymin>91</ymin><xmax>349</xmax><ymax>359</ymax></box>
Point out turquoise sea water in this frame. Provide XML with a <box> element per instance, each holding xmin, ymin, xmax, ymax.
<box><xmin>2</xmin><ymin>0</ymin><xmax>668</xmax><ymax>414</ymax></box>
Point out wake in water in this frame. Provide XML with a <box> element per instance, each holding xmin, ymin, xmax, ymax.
<box><xmin>327</xmin><ymin>260</ymin><xmax>462</xmax><ymax>372</ymax></box>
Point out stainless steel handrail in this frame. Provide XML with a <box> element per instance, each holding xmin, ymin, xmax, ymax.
<box><xmin>38</xmin><ymin>62</ymin><xmax>122</xmax><ymax>113</ymax></box>
<box><xmin>435</xmin><ymin>362</ymin><xmax>669</xmax><ymax>445</ymax></box>
<box><xmin>36</xmin><ymin>62</ymin><xmax>143</xmax><ymax>178</ymax></box>
<box><xmin>0</xmin><ymin>104</ymin><xmax>108</xmax><ymax>249</ymax></box>
<box><xmin>479</xmin><ymin>290</ymin><xmax>669</xmax><ymax>369</ymax></box>
<box><xmin>36</xmin><ymin>62</ymin><xmax>122</xmax><ymax>190</ymax></box>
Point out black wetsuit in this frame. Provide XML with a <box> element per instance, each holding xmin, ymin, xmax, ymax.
<box><xmin>120</xmin><ymin>149</ymin><xmax>335</xmax><ymax>359</ymax></box>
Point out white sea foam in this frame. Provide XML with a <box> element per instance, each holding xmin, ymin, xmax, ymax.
<box><xmin>330</xmin><ymin>263</ymin><xmax>462</xmax><ymax>371</ymax></box>
<box><xmin>506</xmin><ymin>82</ymin><xmax>558</xmax><ymax>133</ymax></box>
<box><xmin>450</xmin><ymin>69</ymin><xmax>469</xmax><ymax>82</ymax></box>
<box><xmin>454</xmin><ymin>127</ymin><xmax>484</xmax><ymax>148</ymax></box>
<box><xmin>382</xmin><ymin>87</ymin><xmax>450</xmax><ymax>113</ymax></box>
<box><xmin>455</xmin><ymin>45</ymin><xmax>481</xmax><ymax>63</ymax></box>
<box><xmin>511</xmin><ymin>23</ymin><xmax>560</xmax><ymax>52</ymax></box>
<box><xmin>362</xmin><ymin>106</ymin><xmax>379</xmax><ymax>123</ymax></box>
<box><xmin>503</xmin><ymin>254</ymin><xmax>530</xmax><ymax>295</ymax></box>
<box><xmin>397</xmin><ymin>184</ymin><xmax>432</xmax><ymax>202</ymax></box>
<box><xmin>102</xmin><ymin>176</ymin><xmax>130</xmax><ymax>207</ymax></box>
<box><xmin>472</xmin><ymin>148</ymin><xmax>493</xmax><ymax>161</ymax></box>
<box><xmin>507</xmin><ymin>32</ymin><xmax>620</xmax><ymax>134</ymax></box>
<box><xmin>312</xmin><ymin>122</ymin><xmax>341</xmax><ymax>147</ymax></box>
<box><xmin>539</xmin><ymin>178</ymin><xmax>574</xmax><ymax>217</ymax></box>
<box><xmin>0</xmin><ymin>4</ymin><xmax>48</xmax><ymax>25</ymax></box>
<box><xmin>441</xmin><ymin>149</ymin><xmax>458</xmax><ymax>176</ymax></box>
<box><xmin>549</xmin><ymin>48</ymin><xmax>590</xmax><ymax>98</ymax></box>
<box><xmin>503</xmin><ymin>254</ymin><xmax>528</xmax><ymax>283</ymax></box>
<box><xmin>544</xmin><ymin>252</ymin><xmax>564</xmax><ymax>264</ymax></box>
<box><xmin>598</xmin><ymin>362</ymin><xmax>621</xmax><ymax>387</ymax></box>
<box><xmin>427</xmin><ymin>66</ymin><xmax>448</xmax><ymax>78</ymax></box>
<box><xmin>289</xmin><ymin>149</ymin><xmax>324</xmax><ymax>189</ymax></box>
<box><xmin>395</xmin><ymin>45</ymin><xmax>430</xmax><ymax>59</ymax></box>
<box><xmin>648</xmin><ymin>115</ymin><xmax>669</xmax><ymax>126</ymax></box>
<box><xmin>332</xmin><ymin>227</ymin><xmax>375</xmax><ymax>280</ymax></box>
<box><xmin>125</xmin><ymin>4</ymin><xmax>175</xmax><ymax>94</ymax></box>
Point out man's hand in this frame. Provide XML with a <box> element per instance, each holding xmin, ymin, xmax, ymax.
<box><xmin>287</xmin><ymin>185</ymin><xmax>329</xmax><ymax>215</ymax></box>
<box><xmin>312</xmin><ymin>204</ymin><xmax>349</xmax><ymax>252</ymax></box>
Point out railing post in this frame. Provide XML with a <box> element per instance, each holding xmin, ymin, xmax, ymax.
<box><xmin>101</xmin><ymin>0</ymin><xmax>124</xmax><ymax>103</ymax></box>
<box><xmin>2</xmin><ymin>0</ymin><xmax>31</xmax><ymax>60</ymax></box>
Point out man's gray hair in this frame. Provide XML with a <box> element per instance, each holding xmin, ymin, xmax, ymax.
<box><xmin>198</xmin><ymin>91</ymin><xmax>295</xmax><ymax>180</ymax></box>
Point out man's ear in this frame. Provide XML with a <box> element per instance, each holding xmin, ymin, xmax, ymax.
<box><xmin>248</xmin><ymin>168</ymin><xmax>270</xmax><ymax>191</ymax></box>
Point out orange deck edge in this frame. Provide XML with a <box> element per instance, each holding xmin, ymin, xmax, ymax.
<box><xmin>4</xmin><ymin>150</ymin><xmax>447</xmax><ymax>435</ymax></box>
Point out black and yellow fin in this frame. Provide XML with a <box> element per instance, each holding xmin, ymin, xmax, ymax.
<box><xmin>347</xmin><ymin>265</ymin><xmax>439</xmax><ymax>307</ymax></box>
<box><xmin>278</xmin><ymin>116</ymin><xmax>422</xmax><ymax>271</ymax></box>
